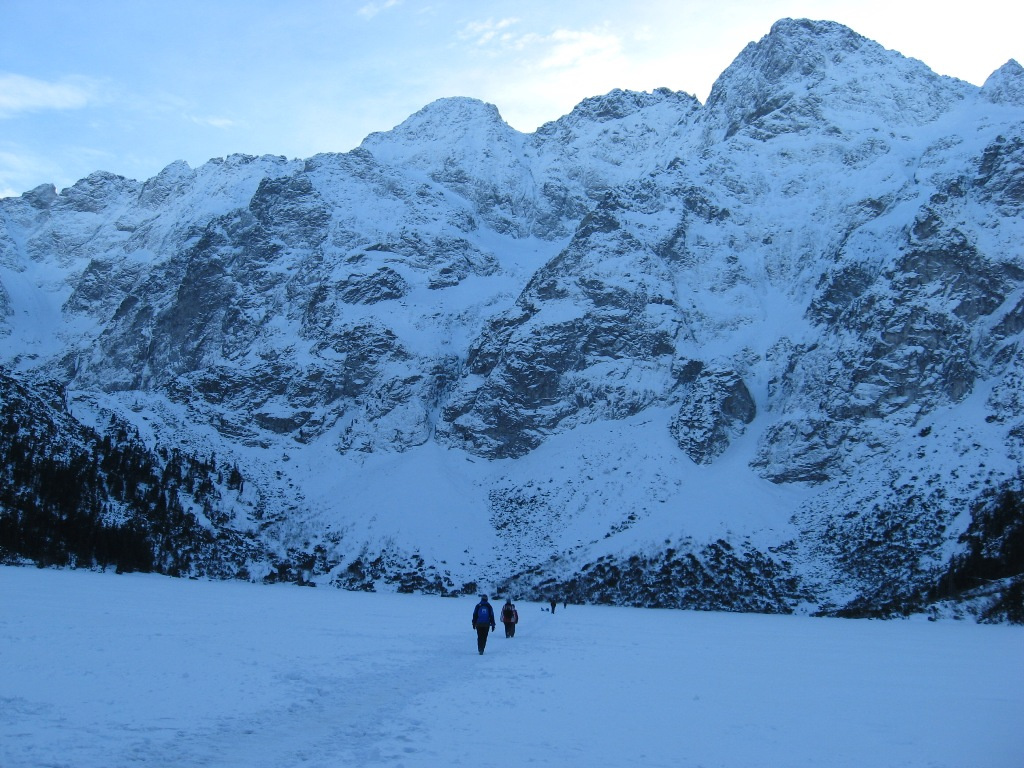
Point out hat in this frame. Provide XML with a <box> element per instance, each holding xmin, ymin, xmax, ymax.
<box><xmin>480</xmin><ymin>594</ymin><xmax>488</xmax><ymax>600</ymax></box>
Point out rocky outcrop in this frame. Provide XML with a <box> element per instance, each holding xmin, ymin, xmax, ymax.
<box><xmin>670</xmin><ymin>365</ymin><xmax>756</xmax><ymax>465</ymax></box>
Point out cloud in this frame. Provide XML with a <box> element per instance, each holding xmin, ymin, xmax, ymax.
<box><xmin>536</xmin><ymin>28</ymin><xmax>623</xmax><ymax>71</ymax></box>
<box><xmin>457</xmin><ymin>19</ymin><xmax>623</xmax><ymax>70</ymax></box>
<box><xmin>459</xmin><ymin>18</ymin><xmax>521</xmax><ymax>47</ymax></box>
<box><xmin>188</xmin><ymin>114</ymin><xmax>236</xmax><ymax>130</ymax></box>
<box><xmin>448</xmin><ymin>20</ymin><xmax>654</xmax><ymax>133</ymax></box>
<box><xmin>0</xmin><ymin>73</ymin><xmax>98</xmax><ymax>118</ymax></box>
<box><xmin>357</xmin><ymin>0</ymin><xmax>402</xmax><ymax>20</ymax></box>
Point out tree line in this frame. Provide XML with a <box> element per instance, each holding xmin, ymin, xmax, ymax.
<box><xmin>0</xmin><ymin>370</ymin><xmax>251</xmax><ymax>577</ymax></box>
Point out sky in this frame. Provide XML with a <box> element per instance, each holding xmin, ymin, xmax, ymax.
<box><xmin>1</xmin><ymin>0</ymin><xmax>1020</xmax><ymax>198</ymax></box>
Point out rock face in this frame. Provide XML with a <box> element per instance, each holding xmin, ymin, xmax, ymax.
<box><xmin>1</xmin><ymin>19</ymin><xmax>1022</xmax><ymax>620</ymax></box>
<box><xmin>669</xmin><ymin>364</ymin><xmax>756</xmax><ymax>465</ymax></box>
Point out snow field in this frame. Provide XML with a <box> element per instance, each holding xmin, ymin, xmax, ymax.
<box><xmin>1</xmin><ymin>566</ymin><xmax>1021</xmax><ymax>768</ymax></box>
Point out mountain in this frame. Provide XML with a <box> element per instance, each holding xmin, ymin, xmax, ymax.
<box><xmin>1</xmin><ymin>19</ymin><xmax>1022</xmax><ymax>621</ymax></box>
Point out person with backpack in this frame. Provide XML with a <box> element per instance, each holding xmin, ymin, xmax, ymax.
<box><xmin>500</xmin><ymin>598</ymin><xmax>519</xmax><ymax>638</ymax></box>
<box><xmin>471</xmin><ymin>594</ymin><xmax>496</xmax><ymax>655</ymax></box>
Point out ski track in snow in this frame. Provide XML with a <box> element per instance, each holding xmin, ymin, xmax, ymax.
<box><xmin>1</xmin><ymin>567</ymin><xmax>1022</xmax><ymax>768</ymax></box>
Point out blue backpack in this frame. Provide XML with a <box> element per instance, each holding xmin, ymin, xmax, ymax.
<box><xmin>474</xmin><ymin>602</ymin><xmax>493</xmax><ymax>625</ymax></box>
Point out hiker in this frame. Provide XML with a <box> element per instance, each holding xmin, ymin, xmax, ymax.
<box><xmin>549</xmin><ymin>599</ymin><xmax>557</xmax><ymax>614</ymax></box>
<box><xmin>501</xmin><ymin>598</ymin><xmax>519</xmax><ymax>638</ymax></box>
<box><xmin>471</xmin><ymin>594</ymin><xmax>496</xmax><ymax>654</ymax></box>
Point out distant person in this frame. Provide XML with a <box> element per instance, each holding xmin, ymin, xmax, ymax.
<box><xmin>549</xmin><ymin>599</ymin><xmax>557</xmax><ymax>614</ymax></box>
<box><xmin>471</xmin><ymin>594</ymin><xmax>496</xmax><ymax>654</ymax></box>
<box><xmin>501</xmin><ymin>598</ymin><xmax>519</xmax><ymax>637</ymax></box>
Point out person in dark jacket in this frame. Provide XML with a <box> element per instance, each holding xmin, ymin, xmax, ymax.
<box><xmin>500</xmin><ymin>598</ymin><xmax>519</xmax><ymax>638</ymax></box>
<box><xmin>471</xmin><ymin>595</ymin><xmax>496</xmax><ymax>654</ymax></box>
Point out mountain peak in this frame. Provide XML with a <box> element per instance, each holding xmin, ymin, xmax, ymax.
<box><xmin>363</xmin><ymin>97</ymin><xmax>510</xmax><ymax>147</ymax></box>
<box><xmin>20</xmin><ymin>183</ymin><xmax>58</xmax><ymax>209</ymax></box>
<box><xmin>740</xmin><ymin>18</ymin><xmax>870</xmax><ymax>84</ymax></box>
<box><xmin>56</xmin><ymin>170</ymin><xmax>140</xmax><ymax>213</ymax></box>
<box><xmin>701</xmin><ymin>17</ymin><xmax>972</xmax><ymax>140</ymax></box>
<box><xmin>409</xmin><ymin>96</ymin><xmax>506</xmax><ymax>124</ymax></box>
<box><xmin>550</xmin><ymin>88</ymin><xmax>695</xmax><ymax>126</ymax></box>
<box><xmin>982</xmin><ymin>59</ymin><xmax>1024</xmax><ymax>105</ymax></box>
<box><xmin>768</xmin><ymin>17</ymin><xmax>859</xmax><ymax>42</ymax></box>
<box><xmin>360</xmin><ymin>96</ymin><xmax>521</xmax><ymax>171</ymax></box>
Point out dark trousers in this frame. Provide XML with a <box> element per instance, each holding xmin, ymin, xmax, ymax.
<box><xmin>503</xmin><ymin>622</ymin><xmax>516</xmax><ymax>638</ymax></box>
<box><xmin>476</xmin><ymin>624</ymin><xmax>491</xmax><ymax>654</ymax></box>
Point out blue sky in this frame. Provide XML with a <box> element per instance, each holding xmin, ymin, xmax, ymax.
<box><xmin>1</xmin><ymin>0</ymin><xmax>1020</xmax><ymax>197</ymax></box>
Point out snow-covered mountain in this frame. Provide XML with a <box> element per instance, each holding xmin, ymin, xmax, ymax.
<box><xmin>2</xmin><ymin>19</ymin><xmax>1022</xmax><ymax>621</ymax></box>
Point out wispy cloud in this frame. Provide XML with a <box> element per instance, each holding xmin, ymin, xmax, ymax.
<box><xmin>457</xmin><ymin>19</ymin><xmax>623</xmax><ymax>70</ymax></box>
<box><xmin>449</xmin><ymin>18</ymin><xmax>641</xmax><ymax>133</ymax></box>
<box><xmin>188</xmin><ymin>114</ymin><xmax>236</xmax><ymax>130</ymax></box>
<box><xmin>536</xmin><ymin>28</ymin><xmax>623</xmax><ymax>70</ymax></box>
<box><xmin>0</xmin><ymin>73</ymin><xmax>99</xmax><ymax>118</ymax></box>
<box><xmin>459</xmin><ymin>18</ymin><xmax>521</xmax><ymax>46</ymax></box>
<box><xmin>357</xmin><ymin>0</ymin><xmax>402</xmax><ymax>20</ymax></box>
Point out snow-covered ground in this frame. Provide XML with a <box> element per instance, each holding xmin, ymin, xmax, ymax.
<box><xmin>1</xmin><ymin>567</ymin><xmax>1021</xmax><ymax>768</ymax></box>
